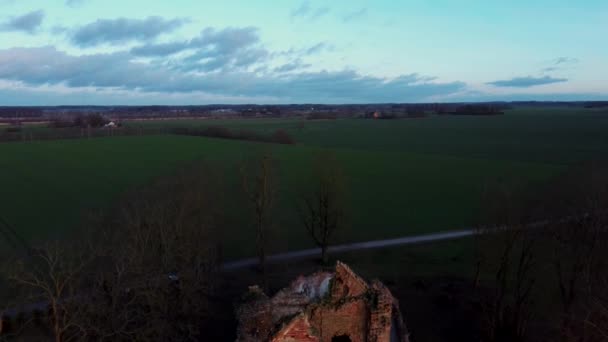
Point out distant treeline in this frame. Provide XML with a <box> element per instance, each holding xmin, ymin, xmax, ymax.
<box><xmin>0</xmin><ymin>107</ymin><xmax>43</xmax><ymax>118</ymax></box>
<box><xmin>49</xmin><ymin>113</ymin><xmax>113</xmax><ymax>128</ymax></box>
<box><xmin>170</xmin><ymin>126</ymin><xmax>296</xmax><ymax>145</ymax></box>
<box><xmin>1</xmin><ymin>101</ymin><xmax>605</xmax><ymax>123</ymax></box>
<box><xmin>0</xmin><ymin>126</ymin><xmax>160</xmax><ymax>143</ymax></box>
<box><xmin>448</xmin><ymin>104</ymin><xmax>505</xmax><ymax>115</ymax></box>
<box><xmin>0</xmin><ymin>125</ymin><xmax>296</xmax><ymax>145</ymax></box>
<box><xmin>362</xmin><ymin>103</ymin><xmax>506</xmax><ymax>119</ymax></box>
<box><xmin>307</xmin><ymin>112</ymin><xmax>338</xmax><ymax>120</ymax></box>
<box><xmin>584</xmin><ymin>101</ymin><xmax>608</xmax><ymax>108</ymax></box>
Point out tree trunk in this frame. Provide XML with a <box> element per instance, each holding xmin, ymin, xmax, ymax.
<box><xmin>258</xmin><ymin>246</ymin><xmax>266</xmax><ymax>273</ymax></box>
<box><xmin>52</xmin><ymin>302</ymin><xmax>62</xmax><ymax>342</ymax></box>
<box><xmin>321</xmin><ymin>245</ymin><xmax>328</xmax><ymax>265</ymax></box>
<box><xmin>474</xmin><ymin>260</ymin><xmax>482</xmax><ymax>289</ymax></box>
<box><xmin>256</xmin><ymin>218</ymin><xmax>266</xmax><ymax>273</ymax></box>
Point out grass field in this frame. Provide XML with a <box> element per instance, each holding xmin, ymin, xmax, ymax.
<box><xmin>124</xmin><ymin>108</ymin><xmax>608</xmax><ymax>163</ymax></box>
<box><xmin>2</xmin><ymin>108</ymin><xmax>607</xmax><ymax>258</ymax></box>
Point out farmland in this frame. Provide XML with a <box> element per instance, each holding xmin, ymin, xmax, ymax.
<box><xmin>123</xmin><ymin>107</ymin><xmax>608</xmax><ymax>163</ymax></box>
<box><xmin>2</xmin><ymin>108</ymin><xmax>607</xmax><ymax>258</ymax></box>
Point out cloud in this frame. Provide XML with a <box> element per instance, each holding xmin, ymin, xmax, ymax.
<box><xmin>130</xmin><ymin>41</ymin><xmax>191</xmax><ymax>56</ymax></box>
<box><xmin>275</xmin><ymin>42</ymin><xmax>333</xmax><ymax>58</ymax></box>
<box><xmin>304</xmin><ymin>42</ymin><xmax>332</xmax><ymax>55</ymax></box>
<box><xmin>274</xmin><ymin>59</ymin><xmax>311</xmax><ymax>73</ymax></box>
<box><xmin>553</xmin><ymin>57</ymin><xmax>578</xmax><ymax>65</ymax></box>
<box><xmin>71</xmin><ymin>16</ymin><xmax>189</xmax><ymax>47</ymax></box>
<box><xmin>0</xmin><ymin>46</ymin><xmax>466</xmax><ymax>103</ymax></box>
<box><xmin>0</xmin><ymin>10</ymin><xmax>44</xmax><ymax>34</ymax></box>
<box><xmin>66</xmin><ymin>0</ymin><xmax>87</xmax><ymax>7</ymax></box>
<box><xmin>539</xmin><ymin>56</ymin><xmax>579</xmax><ymax>74</ymax></box>
<box><xmin>290</xmin><ymin>1</ymin><xmax>330</xmax><ymax>20</ymax></box>
<box><xmin>343</xmin><ymin>8</ymin><xmax>367</xmax><ymax>22</ymax></box>
<box><xmin>131</xmin><ymin>27</ymin><xmax>267</xmax><ymax>71</ymax></box>
<box><xmin>310</xmin><ymin>7</ymin><xmax>330</xmax><ymax>20</ymax></box>
<box><xmin>290</xmin><ymin>1</ymin><xmax>311</xmax><ymax>18</ymax></box>
<box><xmin>177</xmin><ymin>27</ymin><xmax>268</xmax><ymax>72</ymax></box>
<box><xmin>191</xmin><ymin>27</ymin><xmax>260</xmax><ymax>55</ymax></box>
<box><xmin>487</xmin><ymin>76</ymin><xmax>567</xmax><ymax>88</ymax></box>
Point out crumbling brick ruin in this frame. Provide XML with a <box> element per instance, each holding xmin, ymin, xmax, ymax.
<box><xmin>236</xmin><ymin>261</ymin><xmax>410</xmax><ymax>342</ymax></box>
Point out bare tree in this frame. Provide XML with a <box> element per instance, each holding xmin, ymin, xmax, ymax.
<box><xmin>0</xmin><ymin>250</ymin><xmax>29</xmax><ymax>340</ymax></box>
<box><xmin>241</xmin><ymin>153</ymin><xmax>277</xmax><ymax>275</ymax></box>
<box><xmin>298</xmin><ymin>151</ymin><xmax>346</xmax><ymax>264</ymax></box>
<box><xmin>79</xmin><ymin>161</ymin><xmax>223</xmax><ymax>341</ymax></box>
<box><xmin>584</xmin><ymin>277</ymin><xmax>608</xmax><ymax>341</ymax></box>
<box><xmin>542</xmin><ymin>165</ymin><xmax>608</xmax><ymax>341</ymax></box>
<box><xmin>2</xmin><ymin>162</ymin><xmax>225</xmax><ymax>341</ymax></box>
<box><xmin>475</xmin><ymin>181</ymin><xmax>539</xmax><ymax>342</ymax></box>
<box><xmin>10</xmin><ymin>241</ymin><xmax>89</xmax><ymax>342</ymax></box>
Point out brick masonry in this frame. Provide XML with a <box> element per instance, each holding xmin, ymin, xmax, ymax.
<box><xmin>236</xmin><ymin>262</ymin><xmax>410</xmax><ymax>342</ymax></box>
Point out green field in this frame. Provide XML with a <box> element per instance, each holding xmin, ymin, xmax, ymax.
<box><xmin>125</xmin><ymin>107</ymin><xmax>608</xmax><ymax>163</ymax></box>
<box><xmin>2</xmin><ymin>108</ymin><xmax>607</xmax><ymax>258</ymax></box>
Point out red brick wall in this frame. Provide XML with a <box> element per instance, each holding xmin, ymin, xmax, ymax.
<box><xmin>238</xmin><ymin>262</ymin><xmax>409</xmax><ymax>342</ymax></box>
<box><xmin>272</xmin><ymin>315</ymin><xmax>319</xmax><ymax>342</ymax></box>
<box><xmin>368</xmin><ymin>281</ymin><xmax>394</xmax><ymax>342</ymax></box>
<box><xmin>309</xmin><ymin>300</ymin><xmax>370</xmax><ymax>342</ymax></box>
<box><xmin>331</xmin><ymin>262</ymin><xmax>369</xmax><ymax>299</ymax></box>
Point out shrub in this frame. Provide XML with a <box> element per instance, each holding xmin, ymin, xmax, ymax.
<box><xmin>171</xmin><ymin>126</ymin><xmax>296</xmax><ymax>145</ymax></box>
<box><xmin>307</xmin><ymin>112</ymin><xmax>337</xmax><ymax>120</ymax></box>
<box><xmin>203</xmin><ymin>126</ymin><xmax>233</xmax><ymax>139</ymax></box>
<box><xmin>87</xmin><ymin>114</ymin><xmax>108</xmax><ymax>127</ymax></box>
<box><xmin>49</xmin><ymin>118</ymin><xmax>76</xmax><ymax>128</ymax></box>
<box><xmin>236</xmin><ymin>129</ymin><xmax>263</xmax><ymax>141</ymax></box>
<box><xmin>5</xmin><ymin>126</ymin><xmax>21</xmax><ymax>133</ymax></box>
<box><xmin>272</xmin><ymin>129</ymin><xmax>295</xmax><ymax>144</ymax></box>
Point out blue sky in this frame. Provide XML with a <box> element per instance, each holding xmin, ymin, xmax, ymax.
<box><xmin>0</xmin><ymin>0</ymin><xmax>606</xmax><ymax>104</ymax></box>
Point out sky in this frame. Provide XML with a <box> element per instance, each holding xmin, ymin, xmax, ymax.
<box><xmin>0</xmin><ymin>0</ymin><xmax>606</xmax><ymax>105</ymax></box>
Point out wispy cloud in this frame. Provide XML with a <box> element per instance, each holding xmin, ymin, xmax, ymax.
<box><xmin>0</xmin><ymin>10</ymin><xmax>44</xmax><ymax>34</ymax></box>
<box><xmin>343</xmin><ymin>8</ymin><xmax>367</xmax><ymax>22</ymax></box>
<box><xmin>66</xmin><ymin>0</ymin><xmax>87</xmax><ymax>7</ymax></box>
<box><xmin>487</xmin><ymin>75</ymin><xmax>568</xmax><ymax>88</ymax></box>
<box><xmin>304</xmin><ymin>42</ymin><xmax>333</xmax><ymax>55</ymax></box>
<box><xmin>290</xmin><ymin>1</ymin><xmax>330</xmax><ymax>20</ymax></box>
<box><xmin>540</xmin><ymin>57</ymin><xmax>579</xmax><ymax>74</ymax></box>
<box><xmin>275</xmin><ymin>42</ymin><xmax>333</xmax><ymax>58</ymax></box>
<box><xmin>274</xmin><ymin>59</ymin><xmax>311</xmax><ymax>73</ymax></box>
<box><xmin>71</xmin><ymin>16</ymin><xmax>189</xmax><ymax>47</ymax></box>
<box><xmin>553</xmin><ymin>57</ymin><xmax>578</xmax><ymax>65</ymax></box>
<box><xmin>290</xmin><ymin>1</ymin><xmax>311</xmax><ymax>18</ymax></box>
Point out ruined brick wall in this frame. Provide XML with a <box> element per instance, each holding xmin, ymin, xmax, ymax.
<box><xmin>236</xmin><ymin>262</ymin><xmax>410</xmax><ymax>342</ymax></box>
<box><xmin>367</xmin><ymin>281</ymin><xmax>394</xmax><ymax>342</ymax></box>
<box><xmin>272</xmin><ymin>315</ymin><xmax>320</xmax><ymax>342</ymax></box>
<box><xmin>331</xmin><ymin>262</ymin><xmax>369</xmax><ymax>299</ymax></box>
<box><xmin>309</xmin><ymin>300</ymin><xmax>369</xmax><ymax>342</ymax></box>
<box><xmin>236</xmin><ymin>287</ymin><xmax>275</xmax><ymax>342</ymax></box>
<box><xmin>299</xmin><ymin>261</ymin><xmax>371</xmax><ymax>341</ymax></box>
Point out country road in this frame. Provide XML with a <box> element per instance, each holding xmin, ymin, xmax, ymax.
<box><xmin>222</xmin><ymin>229</ymin><xmax>474</xmax><ymax>270</ymax></box>
<box><xmin>2</xmin><ymin>229</ymin><xmax>474</xmax><ymax>318</ymax></box>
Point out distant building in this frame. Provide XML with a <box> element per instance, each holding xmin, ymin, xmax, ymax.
<box><xmin>364</xmin><ymin>111</ymin><xmax>382</xmax><ymax>119</ymax></box>
<box><xmin>236</xmin><ymin>262</ymin><xmax>410</xmax><ymax>342</ymax></box>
